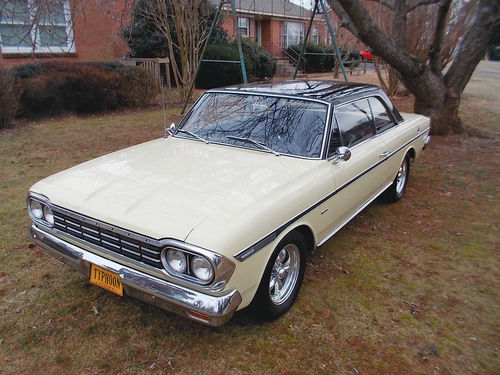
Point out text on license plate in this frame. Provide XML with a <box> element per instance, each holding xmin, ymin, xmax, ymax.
<box><xmin>90</xmin><ymin>264</ymin><xmax>123</xmax><ymax>296</ymax></box>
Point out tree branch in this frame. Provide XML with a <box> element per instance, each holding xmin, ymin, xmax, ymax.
<box><xmin>367</xmin><ymin>0</ymin><xmax>395</xmax><ymax>11</ymax></box>
<box><xmin>406</xmin><ymin>0</ymin><xmax>441</xmax><ymax>13</ymax></box>
<box><xmin>429</xmin><ymin>0</ymin><xmax>452</xmax><ymax>76</ymax></box>
<box><xmin>327</xmin><ymin>2</ymin><xmax>359</xmax><ymax>37</ymax></box>
<box><xmin>328</xmin><ymin>0</ymin><xmax>426</xmax><ymax>77</ymax></box>
<box><xmin>445</xmin><ymin>0</ymin><xmax>500</xmax><ymax>95</ymax></box>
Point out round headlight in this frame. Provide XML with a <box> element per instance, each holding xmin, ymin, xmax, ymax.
<box><xmin>29</xmin><ymin>200</ymin><xmax>43</xmax><ymax>219</ymax></box>
<box><xmin>165</xmin><ymin>249</ymin><xmax>187</xmax><ymax>274</ymax></box>
<box><xmin>191</xmin><ymin>256</ymin><xmax>213</xmax><ymax>282</ymax></box>
<box><xmin>43</xmin><ymin>205</ymin><xmax>54</xmax><ymax>225</ymax></box>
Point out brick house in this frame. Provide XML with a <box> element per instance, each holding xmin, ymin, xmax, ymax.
<box><xmin>0</xmin><ymin>0</ymin><xmax>130</xmax><ymax>67</ymax></box>
<box><xmin>215</xmin><ymin>0</ymin><xmax>360</xmax><ymax>57</ymax></box>
<box><xmin>215</xmin><ymin>0</ymin><xmax>311</xmax><ymax>56</ymax></box>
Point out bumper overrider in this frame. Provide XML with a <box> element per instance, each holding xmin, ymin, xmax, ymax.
<box><xmin>29</xmin><ymin>224</ymin><xmax>242</xmax><ymax>326</ymax></box>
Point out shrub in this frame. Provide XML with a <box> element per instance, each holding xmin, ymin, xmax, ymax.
<box><xmin>287</xmin><ymin>43</ymin><xmax>332</xmax><ymax>73</ymax></box>
<box><xmin>287</xmin><ymin>43</ymin><xmax>360</xmax><ymax>72</ymax></box>
<box><xmin>15</xmin><ymin>62</ymin><xmax>156</xmax><ymax>118</ymax></box>
<box><xmin>0</xmin><ymin>67</ymin><xmax>22</xmax><ymax>129</ymax></box>
<box><xmin>196</xmin><ymin>44</ymin><xmax>243</xmax><ymax>88</ymax></box>
<box><xmin>18</xmin><ymin>74</ymin><xmax>65</xmax><ymax>117</ymax></box>
<box><xmin>10</xmin><ymin>62</ymin><xmax>45</xmax><ymax>79</ymax></box>
<box><xmin>238</xmin><ymin>38</ymin><xmax>276</xmax><ymax>80</ymax></box>
<box><xmin>196</xmin><ymin>39</ymin><xmax>276</xmax><ymax>89</ymax></box>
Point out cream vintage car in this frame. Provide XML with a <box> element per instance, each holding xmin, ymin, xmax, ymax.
<box><xmin>28</xmin><ymin>80</ymin><xmax>430</xmax><ymax>326</ymax></box>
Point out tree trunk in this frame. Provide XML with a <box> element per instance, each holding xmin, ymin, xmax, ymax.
<box><xmin>399</xmin><ymin>66</ymin><xmax>464</xmax><ymax>135</ymax></box>
<box><xmin>413</xmin><ymin>89</ymin><xmax>463</xmax><ymax>135</ymax></box>
<box><xmin>329</xmin><ymin>0</ymin><xmax>500</xmax><ymax>135</ymax></box>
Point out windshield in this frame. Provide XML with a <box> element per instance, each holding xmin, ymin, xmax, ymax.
<box><xmin>177</xmin><ymin>92</ymin><xmax>328</xmax><ymax>158</ymax></box>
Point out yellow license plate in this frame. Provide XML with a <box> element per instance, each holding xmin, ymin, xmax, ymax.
<box><xmin>90</xmin><ymin>264</ymin><xmax>123</xmax><ymax>296</ymax></box>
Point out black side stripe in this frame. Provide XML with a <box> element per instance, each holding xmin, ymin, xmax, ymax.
<box><xmin>233</xmin><ymin>129</ymin><xmax>429</xmax><ymax>261</ymax></box>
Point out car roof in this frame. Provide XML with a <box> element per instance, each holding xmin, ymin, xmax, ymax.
<box><xmin>211</xmin><ymin>80</ymin><xmax>382</xmax><ymax>106</ymax></box>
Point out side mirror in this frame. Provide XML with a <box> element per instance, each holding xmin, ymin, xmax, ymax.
<box><xmin>165</xmin><ymin>122</ymin><xmax>176</xmax><ymax>137</ymax></box>
<box><xmin>330</xmin><ymin>146</ymin><xmax>351</xmax><ymax>164</ymax></box>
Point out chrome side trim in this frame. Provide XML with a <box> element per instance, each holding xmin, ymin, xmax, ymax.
<box><xmin>234</xmin><ymin>128</ymin><xmax>429</xmax><ymax>261</ymax></box>
<box><xmin>316</xmin><ymin>181</ymin><xmax>392</xmax><ymax>246</ymax></box>
<box><xmin>29</xmin><ymin>224</ymin><xmax>241</xmax><ymax>327</ymax></box>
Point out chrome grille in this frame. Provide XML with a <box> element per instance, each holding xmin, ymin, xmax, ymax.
<box><xmin>52</xmin><ymin>210</ymin><xmax>163</xmax><ymax>268</ymax></box>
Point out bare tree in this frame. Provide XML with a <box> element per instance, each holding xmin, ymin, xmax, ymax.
<box><xmin>327</xmin><ymin>0</ymin><xmax>500</xmax><ymax>135</ymax></box>
<box><xmin>135</xmin><ymin>0</ymin><xmax>215</xmax><ymax>101</ymax></box>
<box><xmin>363</xmin><ymin>0</ymin><xmax>474</xmax><ymax>97</ymax></box>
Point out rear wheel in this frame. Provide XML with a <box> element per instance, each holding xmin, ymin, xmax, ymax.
<box><xmin>252</xmin><ymin>232</ymin><xmax>306</xmax><ymax>320</ymax></box>
<box><xmin>383</xmin><ymin>155</ymin><xmax>410</xmax><ymax>202</ymax></box>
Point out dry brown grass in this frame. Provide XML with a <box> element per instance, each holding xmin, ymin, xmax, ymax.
<box><xmin>0</xmin><ymin>63</ymin><xmax>499</xmax><ymax>374</ymax></box>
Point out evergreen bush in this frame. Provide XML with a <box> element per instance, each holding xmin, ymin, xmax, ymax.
<box><xmin>14</xmin><ymin>62</ymin><xmax>156</xmax><ymax>118</ymax></box>
<box><xmin>0</xmin><ymin>67</ymin><xmax>22</xmax><ymax>128</ymax></box>
<box><xmin>196</xmin><ymin>39</ymin><xmax>276</xmax><ymax>89</ymax></box>
<box><xmin>287</xmin><ymin>43</ymin><xmax>360</xmax><ymax>72</ymax></box>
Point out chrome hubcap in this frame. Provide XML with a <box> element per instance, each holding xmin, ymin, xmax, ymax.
<box><xmin>395</xmin><ymin>159</ymin><xmax>407</xmax><ymax>194</ymax></box>
<box><xmin>269</xmin><ymin>244</ymin><xmax>300</xmax><ymax>305</ymax></box>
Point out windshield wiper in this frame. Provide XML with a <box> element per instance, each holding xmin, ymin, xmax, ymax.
<box><xmin>176</xmin><ymin>129</ymin><xmax>210</xmax><ymax>144</ymax></box>
<box><xmin>226</xmin><ymin>135</ymin><xmax>280</xmax><ymax>156</ymax></box>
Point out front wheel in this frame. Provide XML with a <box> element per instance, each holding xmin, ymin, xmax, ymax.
<box><xmin>252</xmin><ymin>232</ymin><xmax>306</xmax><ymax>320</ymax></box>
<box><xmin>382</xmin><ymin>155</ymin><xmax>410</xmax><ymax>202</ymax></box>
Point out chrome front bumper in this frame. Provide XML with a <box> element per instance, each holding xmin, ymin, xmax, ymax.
<box><xmin>29</xmin><ymin>224</ymin><xmax>241</xmax><ymax>326</ymax></box>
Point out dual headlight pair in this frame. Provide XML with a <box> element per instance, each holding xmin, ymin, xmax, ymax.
<box><xmin>162</xmin><ymin>248</ymin><xmax>214</xmax><ymax>283</ymax></box>
<box><xmin>28</xmin><ymin>197</ymin><xmax>54</xmax><ymax>227</ymax></box>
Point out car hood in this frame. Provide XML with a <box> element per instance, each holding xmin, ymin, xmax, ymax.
<box><xmin>31</xmin><ymin>137</ymin><xmax>327</xmax><ymax>252</ymax></box>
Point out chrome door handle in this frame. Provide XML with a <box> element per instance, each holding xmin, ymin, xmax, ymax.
<box><xmin>379</xmin><ymin>151</ymin><xmax>391</xmax><ymax>157</ymax></box>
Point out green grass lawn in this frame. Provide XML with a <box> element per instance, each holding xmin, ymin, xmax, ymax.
<box><xmin>1</xmin><ymin>65</ymin><xmax>499</xmax><ymax>374</ymax></box>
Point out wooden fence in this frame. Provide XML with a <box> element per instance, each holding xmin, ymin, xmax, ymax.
<box><xmin>120</xmin><ymin>57</ymin><xmax>171</xmax><ymax>91</ymax></box>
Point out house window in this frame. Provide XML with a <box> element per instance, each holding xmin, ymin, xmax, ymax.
<box><xmin>282</xmin><ymin>22</ymin><xmax>303</xmax><ymax>48</ymax></box>
<box><xmin>311</xmin><ymin>26</ymin><xmax>319</xmax><ymax>44</ymax></box>
<box><xmin>0</xmin><ymin>0</ymin><xmax>75</xmax><ymax>54</ymax></box>
<box><xmin>237</xmin><ymin>17</ymin><xmax>249</xmax><ymax>37</ymax></box>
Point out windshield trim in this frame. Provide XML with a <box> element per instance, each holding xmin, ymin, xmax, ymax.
<box><xmin>175</xmin><ymin>91</ymin><xmax>332</xmax><ymax>160</ymax></box>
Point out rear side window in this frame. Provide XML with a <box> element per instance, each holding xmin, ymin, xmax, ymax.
<box><xmin>334</xmin><ymin>99</ymin><xmax>374</xmax><ymax>147</ymax></box>
<box><xmin>369</xmin><ymin>97</ymin><xmax>396</xmax><ymax>133</ymax></box>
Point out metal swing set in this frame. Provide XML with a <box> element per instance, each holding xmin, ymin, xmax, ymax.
<box><xmin>181</xmin><ymin>0</ymin><xmax>348</xmax><ymax>114</ymax></box>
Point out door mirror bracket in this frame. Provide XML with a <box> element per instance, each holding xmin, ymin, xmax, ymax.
<box><xmin>329</xmin><ymin>146</ymin><xmax>351</xmax><ymax>164</ymax></box>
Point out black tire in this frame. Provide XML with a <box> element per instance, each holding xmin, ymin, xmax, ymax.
<box><xmin>252</xmin><ymin>231</ymin><xmax>307</xmax><ymax>320</ymax></box>
<box><xmin>382</xmin><ymin>155</ymin><xmax>410</xmax><ymax>202</ymax></box>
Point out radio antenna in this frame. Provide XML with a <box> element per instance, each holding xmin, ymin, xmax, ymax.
<box><xmin>162</xmin><ymin>81</ymin><xmax>168</xmax><ymax>138</ymax></box>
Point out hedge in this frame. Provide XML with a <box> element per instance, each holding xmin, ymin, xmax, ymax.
<box><xmin>287</xmin><ymin>43</ymin><xmax>360</xmax><ymax>73</ymax></box>
<box><xmin>0</xmin><ymin>67</ymin><xmax>22</xmax><ymax>129</ymax></box>
<box><xmin>11</xmin><ymin>62</ymin><xmax>156</xmax><ymax>118</ymax></box>
<box><xmin>196</xmin><ymin>38</ymin><xmax>276</xmax><ymax>89</ymax></box>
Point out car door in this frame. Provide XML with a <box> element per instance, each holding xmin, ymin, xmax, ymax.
<box><xmin>316</xmin><ymin>98</ymin><xmax>388</xmax><ymax>242</ymax></box>
<box><xmin>368</xmin><ymin>96</ymin><xmax>417</xmax><ymax>184</ymax></box>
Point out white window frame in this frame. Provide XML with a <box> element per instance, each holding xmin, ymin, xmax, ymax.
<box><xmin>311</xmin><ymin>26</ymin><xmax>319</xmax><ymax>44</ymax></box>
<box><xmin>237</xmin><ymin>17</ymin><xmax>249</xmax><ymax>37</ymax></box>
<box><xmin>282</xmin><ymin>22</ymin><xmax>304</xmax><ymax>48</ymax></box>
<box><xmin>0</xmin><ymin>0</ymin><xmax>75</xmax><ymax>55</ymax></box>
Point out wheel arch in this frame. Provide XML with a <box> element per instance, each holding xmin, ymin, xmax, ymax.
<box><xmin>291</xmin><ymin>224</ymin><xmax>316</xmax><ymax>253</ymax></box>
<box><xmin>406</xmin><ymin>147</ymin><xmax>416</xmax><ymax>161</ymax></box>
